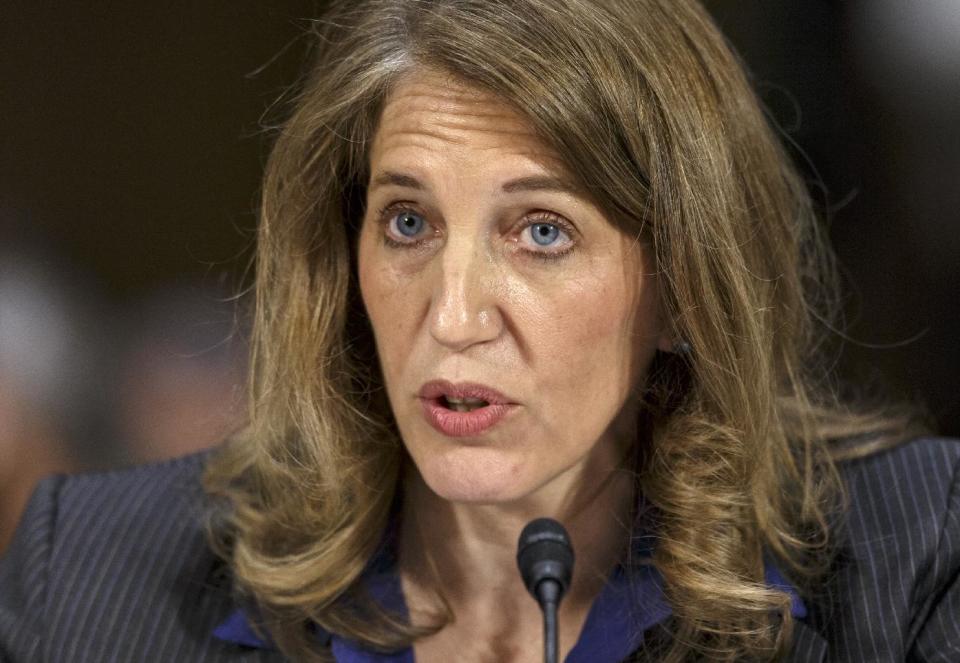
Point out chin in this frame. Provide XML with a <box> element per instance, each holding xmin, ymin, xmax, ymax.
<box><xmin>416</xmin><ymin>448</ymin><xmax>537</xmax><ymax>504</ymax></box>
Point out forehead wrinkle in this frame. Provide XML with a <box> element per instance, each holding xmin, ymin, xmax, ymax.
<box><xmin>372</xmin><ymin>71</ymin><xmax>575</xmax><ymax>189</ymax></box>
<box><xmin>378</xmin><ymin>108</ymin><xmax>539</xmax><ymax>149</ymax></box>
<box><xmin>379</xmin><ymin>77</ymin><xmax>542</xmax><ymax>142</ymax></box>
<box><xmin>373</xmin><ymin>144</ymin><xmax>575</xmax><ymax>198</ymax></box>
<box><xmin>371</xmin><ymin>132</ymin><xmax>580</xmax><ymax>203</ymax></box>
<box><xmin>376</xmin><ymin>106</ymin><xmax>565</xmax><ymax>168</ymax></box>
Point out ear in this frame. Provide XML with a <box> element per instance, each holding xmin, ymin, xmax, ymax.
<box><xmin>654</xmin><ymin>310</ymin><xmax>676</xmax><ymax>353</ymax></box>
<box><xmin>657</xmin><ymin>333</ymin><xmax>675</xmax><ymax>353</ymax></box>
<box><xmin>650</xmin><ymin>269</ymin><xmax>678</xmax><ymax>353</ymax></box>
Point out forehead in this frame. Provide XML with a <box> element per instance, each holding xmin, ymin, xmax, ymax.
<box><xmin>370</xmin><ymin>68</ymin><xmax>568</xmax><ymax>173</ymax></box>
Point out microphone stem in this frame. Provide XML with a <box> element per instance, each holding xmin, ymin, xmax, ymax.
<box><xmin>543</xmin><ymin>598</ymin><xmax>558</xmax><ymax>663</ymax></box>
<box><xmin>537</xmin><ymin>579</ymin><xmax>562</xmax><ymax>663</ymax></box>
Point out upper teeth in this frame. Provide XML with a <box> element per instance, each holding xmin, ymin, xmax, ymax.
<box><xmin>445</xmin><ymin>396</ymin><xmax>489</xmax><ymax>412</ymax></box>
<box><xmin>446</xmin><ymin>397</ymin><xmax>487</xmax><ymax>405</ymax></box>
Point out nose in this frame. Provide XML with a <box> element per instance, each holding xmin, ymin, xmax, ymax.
<box><xmin>428</xmin><ymin>239</ymin><xmax>503</xmax><ymax>352</ymax></box>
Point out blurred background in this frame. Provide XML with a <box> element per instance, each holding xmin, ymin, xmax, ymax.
<box><xmin>1</xmin><ymin>0</ymin><xmax>958</xmax><ymax>550</ymax></box>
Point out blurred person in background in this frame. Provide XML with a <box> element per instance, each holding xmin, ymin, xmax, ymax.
<box><xmin>0</xmin><ymin>247</ymin><xmax>104</xmax><ymax>551</ymax></box>
<box><xmin>0</xmin><ymin>242</ymin><xmax>247</xmax><ymax>550</ymax></box>
<box><xmin>112</xmin><ymin>286</ymin><xmax>247</xmax><ymax>463</ymax></box>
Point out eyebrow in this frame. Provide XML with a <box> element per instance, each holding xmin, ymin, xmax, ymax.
<box><xmin>369</xmin><ymin>171</ymin><xmax>581</xmax><ymax>196</ymax></box>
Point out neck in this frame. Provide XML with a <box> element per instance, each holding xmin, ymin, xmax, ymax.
<box><xmin>397</xmin><ymin>439</ymin><xmax>636</xmax><ymax>618</ymax></box>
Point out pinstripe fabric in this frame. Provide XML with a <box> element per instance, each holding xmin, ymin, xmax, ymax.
<box><xmin>1</xmin><ymin>437</ymin><xmax>959</xmax><ymax>662</ymax></box>
<box><xmin>0</xmin><ymin>453</ymin><xmax>282</xmax><ymax>663</ymax></box>
<box><xmin>801</xmin><ymin>437</ymin><xmax>960</xmax><ymax>661</ymax></box>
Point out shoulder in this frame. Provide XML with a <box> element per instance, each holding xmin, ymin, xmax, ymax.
<box><xmin>0</xmin><ymin>450</ymin><xmax>265</xmax><ymax>662</ymax></box>
<box><xmin>23</xmin><ymin>451</ymin><xmax>216</xmax><ymax>607</ymax></box>
<box><xmin>835</xmin><ymin>436</ymin><xmax>960</xmax><ymax>549</ymax></box>
<box><xmin>803</xmin><ymin>437</ymin><xmax>960</xmax><ymax>661</ymax></box>
<box><xmin>49</xmin><ymin>449</ymin><xmax>212</xmax><ymax>548</ymax></box>
<box><xmin>832</xmin><ymin>436</ymin><xmax>960</xmax><ymax>576</ymax></box>
<box><xmin>838</xmin><ymin>435</ymin><xmax>960</xmax><ymax>499</ymax></box>
<box><xmin>41</xmin><ymin>449</ymin><xmax>211</xmax><ymax>544</ymax></box>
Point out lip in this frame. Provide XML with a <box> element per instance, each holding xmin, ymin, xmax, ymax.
<box><xmin>418</xmin><ymin>380</ymin><xmax>518</xmax><ymax>437</ymax></box>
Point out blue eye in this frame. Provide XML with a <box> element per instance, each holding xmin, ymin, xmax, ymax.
<box><xmin>530</xmin><ymin>223</ymin><xmax>560</xmax><ymax>246</ymax></box>
<box><xmin>527</xmin><ymin>223</ymin><xmax>562</xmax><ymax>246</ymax></box>
<box><xmin>516</xmin><ymin>217</ymin><xmax>575</xmax><ymax>260</ymax></box>
<box><xmin>391</xmin><ymin>211</ymin><xmax>425</xmax><ymax>238</ymax></box>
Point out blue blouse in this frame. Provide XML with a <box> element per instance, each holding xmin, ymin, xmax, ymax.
<box><xmin>212</xmin><ymin>525</ymin><xmax>806</xmax><ymax>662</ymax></box>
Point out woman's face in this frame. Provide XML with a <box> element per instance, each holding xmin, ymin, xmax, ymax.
<box><xmin>358</xmin><ymin>69</ymin><xmax>669</xmax><ymax>504</ymax></box>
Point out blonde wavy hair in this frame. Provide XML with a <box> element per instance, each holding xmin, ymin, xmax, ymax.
<box><xmin>204</xmin><ymin>0</ymin><xmax>921</xmax><ymax>660</ymax></box>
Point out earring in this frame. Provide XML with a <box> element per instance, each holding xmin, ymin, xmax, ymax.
<box><xmin>671</xmin><ymin>340</ymin><xmax>692</xmax><ymax>355</ymax></box>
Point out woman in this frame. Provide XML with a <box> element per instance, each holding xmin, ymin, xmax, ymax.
<box><xmin>1</xmin><ymin>0</ymin><xmax>957</xmax><ymax>661</ymax></box>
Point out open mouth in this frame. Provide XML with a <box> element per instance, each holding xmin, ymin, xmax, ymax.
<box><xmin>418</xmin><ymin>381</ymin><xmax>513</xmax><ymax>436</ymax></box>
<box><xmin>441</xmin><ymin>396</ymin><xmax>490</xmax><ymax>413</ymax></box>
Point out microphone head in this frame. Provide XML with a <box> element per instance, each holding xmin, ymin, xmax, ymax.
<box><xmin>516</xmin><ymin>517</ymin><xmax>575</xmax><ymax>606</ymax></box>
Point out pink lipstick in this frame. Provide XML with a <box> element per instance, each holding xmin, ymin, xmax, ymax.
<box><xmin>418</xmin><ymin>380</ymin><xmax>516</xmax><ymax>437</ymax></box>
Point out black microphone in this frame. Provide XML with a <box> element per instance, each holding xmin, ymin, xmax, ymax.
<box><xmin>516</xmin><ymin>518</ymin><xmax>575</xmax><ymax>663</ymax></box>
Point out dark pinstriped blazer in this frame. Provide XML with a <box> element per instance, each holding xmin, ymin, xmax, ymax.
<box><xmin>2</xmin><ymin>436</ymin><xmax>960</xmax><ymax>662</ymax></box>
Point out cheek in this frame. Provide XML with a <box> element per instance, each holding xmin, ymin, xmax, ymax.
<box><xmin>357</xmin><ymin>241</ymin><xmax>415</xmax><ymax>374</ymax></box>
<box><xmin>529</xmin><ymin>270</ymin><xmax>651</xmax><ymax>424</ymax></box>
